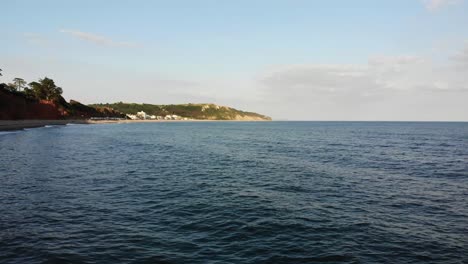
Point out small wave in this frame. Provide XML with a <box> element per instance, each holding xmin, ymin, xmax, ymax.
<box><xmin>44</xmin><ymin>124</ymin><xmax>67</xmax><ymax>128</ymax></box>
<box><xmin>0</xmin><ymin>131</ymin><xmax>20</xmax><ymax>135</ymax></box>
<box><xmin>271</xmin><ymin>185</ymin><xmax>310</xmax><ymax>193</ymax></box>
<box><xmin>265</xmin><ymin>254</ymin><xmax>354</xmax><ymax>263</ymax></box>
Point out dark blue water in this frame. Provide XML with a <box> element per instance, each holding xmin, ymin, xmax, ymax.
<box><xmin>1</xmin><ymin>122</ymin><xmax>467</xmax><ymax>263</ymax></box>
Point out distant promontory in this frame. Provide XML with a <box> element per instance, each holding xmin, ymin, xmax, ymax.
<box><xmin>0</xmin><ymin>71</ymin><xmax>271</xmax><ymax>121</ymax></box>
<box><xmin>90</xmin><ymin>102</ymin><xmax>272</xmax><ymax>121</ymax></box>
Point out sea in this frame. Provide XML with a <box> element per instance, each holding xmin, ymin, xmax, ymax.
<box><xmin>0</xmin><ymin>121</ymin><xmax>467</xmax><ymax>264</ymax></box>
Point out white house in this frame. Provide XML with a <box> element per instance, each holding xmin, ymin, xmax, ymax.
<box><xmin>136</xmin><ymin>111</ymin><xmax>147</xmax><ymax>120</ymax></box>
<box><xmin>126</xmin><ymin>114</ymin><xmax>138</xmax><ymax>120</ymax></box>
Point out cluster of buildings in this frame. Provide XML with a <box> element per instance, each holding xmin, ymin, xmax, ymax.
<box><xmin>126</xmin><ymin>111</ymin><xmax>188</xmax><ymax>120</ymax></box>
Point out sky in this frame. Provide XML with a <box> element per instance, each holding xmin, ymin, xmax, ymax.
<box><xmin>1</xmin><ymin>0</ymin><xmax>468</xmax><ymax>121</ymax></box>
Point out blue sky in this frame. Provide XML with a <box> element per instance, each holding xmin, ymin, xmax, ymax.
<box><xmin>1</xmin><ymin>0</ymin><xmax>468</xmax><ymax>120</ymax></box>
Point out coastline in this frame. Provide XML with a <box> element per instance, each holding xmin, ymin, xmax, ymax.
<box><xmin>0</xmin><ymin>120</ymin><xmax>94</xmax><ymax>131</ymax></box>
<box><xmin>0</xmin><ymin>119</ymin><xmax>271</xmax><ymax>131</ymax></box>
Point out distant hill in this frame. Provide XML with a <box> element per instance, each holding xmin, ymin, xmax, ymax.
<box><xmin>89</xmin><ymin>102</ymin><xmax>272</xmax><ymax>121</ymax></box>
<box><xmin>1</xmin><ymin>74</ymin><xmax>270</xmax><ymax>121</ymax></box>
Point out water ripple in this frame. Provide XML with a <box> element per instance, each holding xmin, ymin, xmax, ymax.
<box><xmin>1</xmin><ymin>122</ymin><xmax>467</xmax><ymax>263</ymax></box>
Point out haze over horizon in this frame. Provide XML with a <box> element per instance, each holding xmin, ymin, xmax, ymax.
<box><xmin>1</xmin><ymin>0</ymin><xmax>467</xmax><ymax>121</ymax></box>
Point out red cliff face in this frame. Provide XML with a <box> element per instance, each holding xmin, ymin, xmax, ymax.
<box><xmin>0</xmin><ymin>86</ymin><xmax>124</xmax><ymax>120</ymax></box>
<box><xmin>0</xmin><ymin>88</ymin><xmax>62</xmax><ymax>120</ymax></box>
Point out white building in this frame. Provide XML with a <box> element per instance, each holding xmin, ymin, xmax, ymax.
<box><xmin>136</xmin><ymin>111</ymin><xmax>147</xmax><ymax>120</ymax></box>
<box><xmin>126</xmin><ymin>114</ymin><xmax>138</xmax><ymax>120</ymax></box>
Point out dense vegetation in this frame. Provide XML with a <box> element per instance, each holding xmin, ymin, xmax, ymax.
<box><xmin>1</xmin><ymin>75</ymin><xmax>64</xmax><ymax>101</ymax></box>
<box><xmin>90</xmin><ymin>102</ymin><xmax>271</xmax><ymax>120</ymax></box>
<box><xmin>0</xmin><ymin>69</ymin><xmax>124</xmax><ymax>119</ymax></box>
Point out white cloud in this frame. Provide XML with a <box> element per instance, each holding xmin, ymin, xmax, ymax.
<box><xmin>422</xmin><ymin>0</ymin><xmax>460</xmax><ymax>10</ymax></box>
<box><xmin>60</xmin><ymin>29</ymin><xmax>139</xmax><ymax>48</ymax></box>
<box><xmin>257</xmin><ymin>51</ymin><xmax>468</xmax><ymax>120</ymax></box>
<box><xmin>450</xmin><ymin>40</ymin><xmax>468</xmax><ymax>67</ymax></box>
<box><xmin>368</xmin><ymin>55</ymin><xmax>424</xmax><ymax>67</ymax></box>
<box><xmin>260</xmin><ymin>55</ymin><xmax>437</xmax><ymax>96</ymax></box>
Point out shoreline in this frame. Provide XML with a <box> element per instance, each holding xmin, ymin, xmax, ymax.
<box><xmin>0</xmin><ymin>119</ymin><xmax>270</xmax><ymax>131</ymax></box>
<box><xmin>0</xmin><ymin>120</ymin><xmax>94</xmax><ymax>131</ymax></box>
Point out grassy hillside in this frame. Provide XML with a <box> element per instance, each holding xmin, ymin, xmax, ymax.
<box><xmin>89</xmin><ymin>102</ymin><xmax>272</xmax><ymax>121</ymax></box>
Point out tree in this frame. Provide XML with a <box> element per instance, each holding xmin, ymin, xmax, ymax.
<box><xmin>0</xmin><ymin>68</ymin><xmax>2</xmax><ymax>76</ymax></box>
<box><xmin>26</xmin><ymin>77</ymin><xmax>63</xmax><ymax>101</ymax></box>
<box><xmin>6</xmin><ymin>83</ymin><xmax>17</xmax><ymax>92</ymax></box>
<box><xmin>12</xmin><ymin>78</ymin><xmax>26</xmax><ymax>91</ymax></box>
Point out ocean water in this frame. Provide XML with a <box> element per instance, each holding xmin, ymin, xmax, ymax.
<box><xmin>0</xmin><ymin>121</ymin><xmax>467</xmax><ymax>264</ymax></box>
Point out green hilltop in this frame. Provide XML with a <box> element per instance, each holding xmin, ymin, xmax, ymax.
<box><xmin>89</xmin><ymin>102</ymin><xmax>272</xmax><ymax>121</ymax></box>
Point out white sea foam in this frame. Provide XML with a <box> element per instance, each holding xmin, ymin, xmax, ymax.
<box><xmin>0</xmin><ymin>131</ymin><xmax>20</xmax><ymax>135</ymax></box>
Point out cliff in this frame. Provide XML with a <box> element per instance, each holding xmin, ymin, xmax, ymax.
<box><xmin>0</xmin><ymin>84</ymin><xmax>124</xmax><ymax>120</ymax></box>
<box><xmin>0</xmin><ymin>85</ymin><xmax>62</xmax><ymax>120</ymax></box>
<box><xmin>90</xmin><ymin>102</ymin><xmax>272</xmax><ymax>121</ymax></box>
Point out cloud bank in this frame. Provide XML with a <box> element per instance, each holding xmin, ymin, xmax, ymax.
<box><xmin>261</xmin><ymin>55</ymin><xmax>466</xmax><ymax>96</ymax></box>
<box><xmin>257</xmin><ymin>44</ymin><xmax>468</xmax><ymax>120</ymax></box>
<box><xmin>451</xmin><ymin>40</ymin><xmax>468</xmax><ymax>67</ymax></box>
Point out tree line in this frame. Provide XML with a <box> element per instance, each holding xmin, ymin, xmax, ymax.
<box><xmin>0</xmin><ymin>68</ymin><xmax>63</xmax><ymax>101</ymax></box>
